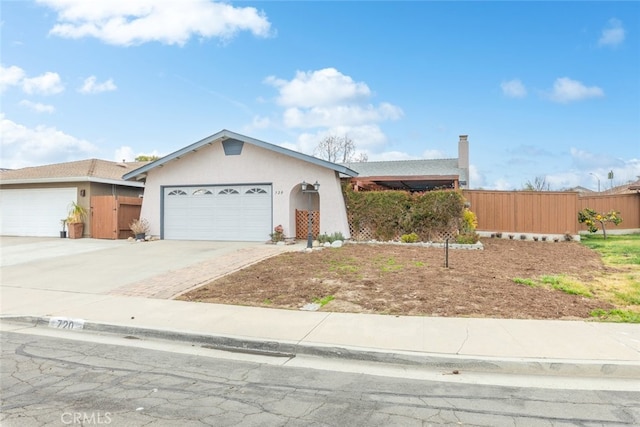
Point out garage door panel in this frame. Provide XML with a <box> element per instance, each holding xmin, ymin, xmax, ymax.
<box><xmin>0</xmin><ymin>188</ymin><xmax>77</xmax><ymax>237</ymax></box>
<box><xmin>163</xmin><ymin>185</ymin><xmax>272</xmax><ymax>241</ymax></box>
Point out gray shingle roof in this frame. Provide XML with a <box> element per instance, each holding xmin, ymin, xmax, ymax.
<box><xmin>341</xmin><ymin>158</ymin><xmax>467</xmax><ymax>181</ymax></box>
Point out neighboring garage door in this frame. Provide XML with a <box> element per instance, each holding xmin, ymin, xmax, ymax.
<box><xmin>163</xmin><ymin>184</ymin><xmax>272</xmax><ymax>241</ymax></box>
<box><xmin>0</xmin><ymin>188</ymin><xmax>77</xmax><ymax>237</ymax></box>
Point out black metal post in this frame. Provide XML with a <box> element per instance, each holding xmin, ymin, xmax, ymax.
<box><xmin>445</xmin><ymin>238</ymin><xmax>449</xmax><ymax>268</ymax></box>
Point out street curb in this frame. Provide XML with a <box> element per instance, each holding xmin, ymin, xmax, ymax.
<box><xmin>3</xmin><ymin>315</ymin><xmax>639</xmax><ymax>379</ymax></box>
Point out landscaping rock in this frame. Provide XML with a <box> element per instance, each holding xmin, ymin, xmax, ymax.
<box><xmin>300</xmin><ymin>303</ymin><xmax>321</xmax><ymax>311</ymax></box>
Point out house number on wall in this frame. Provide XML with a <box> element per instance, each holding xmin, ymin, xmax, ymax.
<box><xmin>48</xmin><ymin>316</ymin><xmax>85</xmax><ymax>330</ymax></box>
<box><xmin>275</xmin><ymin>190</ymin><xmax>284</xmax><ymax>195</ymax></box>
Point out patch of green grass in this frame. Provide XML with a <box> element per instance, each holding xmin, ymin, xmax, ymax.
<box><xmin>540</xmin><ymin>275</ymin><xmax>593</xmax><ymax>297</ymax></box>
<box><xmin>580</xmin><ymin>234</ymin><xmax>640</xmax><ymax>265</ymax></box>
<box><xmin>613</xmin><ymin>280</ymin><xmax>640</xmax><ymax>305</ymax></box>
<box><xmin>328</xmin><ymin>258</ymin><xmax>360</xmax><ymax>274</ymax></box>
<box><xmin>381</xmin><ymin>257</ymin><xmax>404</xmax><ymax>272</ymax></box>
<box><xmin>413</xmin><ymin>261</ymin><xmax>426</xmax><ymax>267</ymax></box>
<box><xmin>513</xmin><ymin>277</ymin><xmax>537</xmax><ymax>287</ymax></box>
<box><xmin>313</xmin><ymin>295</ymin><xmax>335</xmax><ymax>306</ymax></box>
<box><xmin>262</xmin><ymin>298</ymin><xmax>272</xmax><ymax>305</ymax></box>
<box><xmin>590</xmin><ymin>309</ymin><xmax>640</xmax><ymax>323</ymax></box>
<box><xmin>512</xmin><ymin>275</ymin><xmax>592</xmax><ymax>297</ymax></box>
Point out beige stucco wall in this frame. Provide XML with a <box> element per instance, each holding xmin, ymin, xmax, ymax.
<box><xmin>140</xmin><ymin>142</ymin><xmax>351</xmax><ymax>240</ymax></box>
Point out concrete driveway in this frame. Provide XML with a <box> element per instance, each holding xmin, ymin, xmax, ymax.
<box><xmin>0</xmin><ymin>237</ymin><xmax>295</xmax><ymax>297</ymax></box>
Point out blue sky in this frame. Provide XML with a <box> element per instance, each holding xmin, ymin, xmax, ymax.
<box><xmin>1</xmin><ymin>0</ymin><xmax>638</xmax><ymax>190</ymax></box>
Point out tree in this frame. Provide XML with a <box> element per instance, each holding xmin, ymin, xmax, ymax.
<box><xmin>135</xmin><ymin>155</ymin><xmax>160</xmax><ymax>162</ymax></box>
<box><xmin>577</xmin><ymin>208</ymin><xmax>622</xmax><ymax>239</ymax></box>
<box><xmin>314</xmin><ymin>135</ymin><xmax>367</xmax><ymax>163</ymax></box>
<box><xmin>523</xmin><ymin>176</ymin><xmax>550</xmax><ymax>191</ymax></box>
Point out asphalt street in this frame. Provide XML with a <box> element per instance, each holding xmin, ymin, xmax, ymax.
<box><xmin>2</xmin><ymin>328</ymin><xmax>639</xmax><ymax>427</ymax></box>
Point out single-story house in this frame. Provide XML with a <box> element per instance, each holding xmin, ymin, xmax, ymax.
<box><xmin>341</xmin><ymin>135</ymin><xmax>470</xmax><ymax>192</ymax></box>
<box><xmin>123</xmin><ymin>130</ymin><xmax>358</xmax><ymax>242</ymax></box>
<box><xmin>0</xmin><ymin>159</ymin><xmax>145</xmax><ymax>237</ymax></box>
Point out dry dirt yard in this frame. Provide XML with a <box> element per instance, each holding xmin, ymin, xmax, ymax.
<box><xmin>178</xmin><ymin>238</ymin><xmax>616</xmax><ymax>320</ymax></box>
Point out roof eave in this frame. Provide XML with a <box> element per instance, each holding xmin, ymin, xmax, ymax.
<box><xmin>0</xmin><ymin>176</ymin><xmax>145</xmax><ymax>187</ymax></box>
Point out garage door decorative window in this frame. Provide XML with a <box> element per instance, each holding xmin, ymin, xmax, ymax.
<box><xmin>246</xmin><ymin>188</ymin><xmax>267</xmax><ymax>194</ymax></box>
<box><xmin>219</xmin><ymin>188</ymin><xmax>239</xmax><ymax>195</ymax></box>
<box><xmin>193</xmin><ymin>189</ymin><xmax>213</xmax><ymax>195</ymax></box>
<box><xmin>168</xmin><ymin>189</ymin><xmax>187</xmax><ymax>196</ymax></box>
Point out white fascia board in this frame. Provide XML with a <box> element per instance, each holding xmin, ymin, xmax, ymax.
<box><xmin>0</xmin><ymin>176</ymin><xmax>145</xmax><ymax>187</ymax></box>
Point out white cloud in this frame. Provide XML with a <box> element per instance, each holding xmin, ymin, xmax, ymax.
<box><xmin>500</xmin><ymin>79</ymin><xmax>527</xmax><ymax>98</ymax></box>
<box><xmin>265</xmin><ymin>68</ymin><xmax>371</xmax><ymax>108</ymax></box>
<box><xmin>368</xmin><ymin>151</ymin><xmax>416</xmax><ymax>162</ymax></box>
<box><xmin>570</xmin><ymin>147</ymin><xmax>624</xmax><ymax>169</ymax></box>
<box><xmin>0</xmin><ymin>64</ymin><xmax>25</xmax><ymax>92</ymax></box>
<box><xmin>548</xmin><ymin>77</ymin><xmax>604</xmax><ymax>103</ymax></box>
<box><xmin>468</xmin><ymin>164</ymin><xmax>483</xmax><ymax>189</ymax></box>
<box><xmin>492</xmin><ymin>178</ymin><xmax>513</xmax><ymax>191</ymax></box>
<box><xmin>114</xmin><ymin>146</ymin><xmax>162</xmax><ymax>162</ymax></box>
<box><xmin>544</xmin><ymin>171</ymin><xmax>581</xmax><ymax>190</ymax></box>
<box><xmin>264</xmin><ymin>68</ymin><xmax>403</xmax><ymax>158</ymax></box>
<box><xmin>19</xmin><ymin>100</ymin><xmax>56</xmax><ymax>113</ymax></box>
<box><xmin>282</xmin><ymin>125</ymin><xmax>389</xmax><ymax>156</ymax></box>
<box><xmin>79</xmin><ymin>76</ymin><xmax>117</xmax><ymax>94</ymax></box>
<box><xmin>114</xmin><ymin>146</ymin><xmax>136</xmax><ymax>162</ymax></box>
<box><xmin>422</xmin><ymin>149</ymin><xmax>446</xmax><ymax>159</ymax></box>
<box><xmin>550</xmin><ymin>148</ymin><xmax>640</xmax><ymax>190</ymax></box>
<box><xmin>250</xmin><ymin>116</ymin><xmax>271</xmax><ymax>129</ymax></box>
<box><xmin>598</xmin><ymin>18</ymin><xmax>625</xmax><ymax>48</ymax></box>
<box><xmin>22</xmin><ymin>71</ymin><xmax>64</xmax><ymax>95</ymax></box>
<box><xmin>282</xmin><ymin>103</ymin><xmax>403</xmax><ymax>129</ymax></box>
<box><xmin>37</xmin><ymin>0</ymin><xmax>272</xmax><ymax>46</ymax></box>
<box><xmin>0</xmin><ymin>114</ymin><xmax>98</xmax><ymax>169</ymax></box>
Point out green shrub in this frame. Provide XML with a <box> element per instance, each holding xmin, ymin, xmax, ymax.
<box><xmin>400</xmin><ymin>232</ymin><xmax>419</xmax><ymax>243</ymax></box>
<box><xmin>318</xmin><ymin>231</ymin><xmax>346</xmax><ymax>244</ymax></box>
<box><xmin>456</xmin><ymin>232</ymin><xmax>479</xmax><ymax>244</ymax></box>
<box><xmin>461</xmin><ymin>208</ymin><xmax>478</xmax><ymax>232</ymax></box>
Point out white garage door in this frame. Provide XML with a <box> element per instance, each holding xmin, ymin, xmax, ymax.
<box><xmin>0</xmin><ymin>188</ymin><xmax>77</xmax><ymax>237</ymax></box>
<box><xmin>163</xmin><ymin>185</ymin><xmax>272</xmax><ymax>241</ymax></box>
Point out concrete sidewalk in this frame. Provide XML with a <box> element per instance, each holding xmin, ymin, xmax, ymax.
<box><xmin>1</xmin><ymin>237</ymin><xmax>639</xmax><ymax>378</ymax></box>
<box><xmin>2</xmin><ymin>286</ymin><xmax>639</xmax><ymax>378</ymax></box>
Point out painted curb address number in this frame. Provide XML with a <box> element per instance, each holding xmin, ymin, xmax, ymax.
<box><xmin>48</xmin><ymin>317</ymin><xmax>85</xmax><ymax>330</ymax></box>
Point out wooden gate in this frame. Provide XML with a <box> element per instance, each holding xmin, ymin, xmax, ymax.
<box><xmin>295</xmin><ymin>209</ymin><xmax>320</xmax><ymax>239</ymax></box>
<box><xmin>91</xmin><ymin>196</ymin><xmax>142</xmax><ymax>239</ymax></box>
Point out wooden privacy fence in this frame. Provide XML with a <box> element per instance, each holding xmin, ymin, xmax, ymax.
<box><xmin>91</xmin><ymin>195</ymin><xmax>142</xmax><ymax>239</ymax></box>
<box><xmin>578</xmin><ymin>193</ymin><xmax>639</xmax><ymax>232</ymax></box>
<box><xmin>462</xmin><ymin>190</ymin><xmax>639</xmax><ymax>235</ymax></box>
<box><xmin>295</xmin><ymin>209</ymin><xmax>320</xmax><ymax>239</ymax></box>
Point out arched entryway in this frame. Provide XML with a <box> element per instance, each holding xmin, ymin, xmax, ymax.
<box><xmin>289</xmin><ymin>181</ymin><xmax>320</xmax><ymax>240</ymax></box>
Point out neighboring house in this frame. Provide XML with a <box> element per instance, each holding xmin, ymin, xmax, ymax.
<box><xmin>602</xmin><ymin>178</ymin><xmax>640</xmax><ymax>195</ymax></box>
<box><xmin>0</xmin><ymin>159</ymin><xmax>145</xmax><ymax>237</ymax></box>
<box><xmin>341</xmin><ymin>135</ymin><xmax>470</xmax><ymax>191</ymax></box>
<box><xmin>565</xmin><ymin>186</ymin><xmax>595</xmax><ymax>195</ymax></box>
<box><xmin>123</xmin><ymin>129</ymin><xmax>358</xmax><ymax>242</ymax></box>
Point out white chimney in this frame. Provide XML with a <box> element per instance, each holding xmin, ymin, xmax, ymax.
<box><xmin>458</xmin><ymin>135</ymin><xmax>469</xmax><ymax>188</ymax></box>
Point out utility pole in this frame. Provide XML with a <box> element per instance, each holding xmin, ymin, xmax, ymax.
<box><xmin>590</xmin><ymin>173</ymin><xmax>601</xmax><ymax>192</ymax></box>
